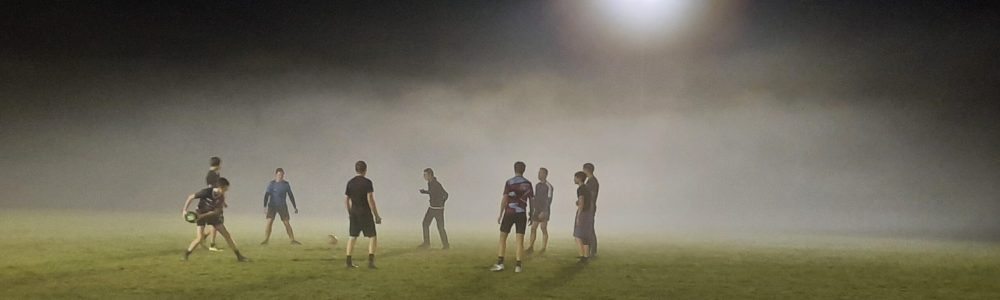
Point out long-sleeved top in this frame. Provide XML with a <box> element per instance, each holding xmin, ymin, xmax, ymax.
<box><xmin>585</xmin><ymin>176</ymin><xmax>599</xmax><ymax>211</ymax></box>
<box><xmin>420</xmin><ymin>178</ymin><xmax>449</xmax><ymax>208</ymax></box>
<box><xmin>531</xmin><ymin>181</ymin><xmax>553</xmax><ymax>216</ymax></box>
<box><xmin>264</xmin><ymin>180</ymin><xmax>297</xmax><ymax>209</ymax></box>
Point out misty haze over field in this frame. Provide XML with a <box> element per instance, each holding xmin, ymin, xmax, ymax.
<box><xmin>1</xmin><ymin>1</ymin><xmax>998</xmax><ymax>239</ymax></box>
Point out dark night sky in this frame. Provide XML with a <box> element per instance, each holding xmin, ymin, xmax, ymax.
<box><xmin>1</xmin><ymin>1</ymin><xmax>998</xmax><ymax>237</ymax></box>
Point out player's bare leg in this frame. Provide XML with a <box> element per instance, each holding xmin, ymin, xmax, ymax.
<box><xmin>282</xmin><ymin>220</ymin><xmax>299</xmax><ymax>244</ymax></box>
<box><xmin>539</xmin><ymin>221</ymin><xmax>549</xmax><ymax>254</ymax></box>
<box><xmin>345</xmin><ymin>236</ymin><xmax>359</xmax><ymax>268</ymax></box>
<box><xmin>184</xmin><ymin>226</ymin><xmax>206</xmax><ymax>261</ymax></box>
<box><xmin>491</xmin><ymin>232</ymin><xmax>509</xmax><ymax>271</ymax></box>
<box><xmin>515</xmin><ymin>233</ymin><xmax>525</xmax><ymax>272</ymax></box>
<box><xmin>575</xmin><ymin>237</ymin><xmax>589</xmax><ymax>264</ymax></box>
<box><xmin>527</xmin><ymin>222</ymin><xmax>539</xmax><ymax>253</ymax></box>
<box><xmin>367</xmin><ymin>236</ymin><xmax>378</xmax><ymax>269</ymax></box>
<box><xmin>261</xmin><ymin>217</ymin><xmax>274</xmax><ymax>245</ymax></box>
<box><xmin>213</xmin><ymin>224</ymin><xmax>247</xmax><ymax>262</ymax></box>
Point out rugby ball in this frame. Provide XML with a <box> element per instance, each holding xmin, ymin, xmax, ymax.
<box><xmin>184</xmin><ymin>211</ymin><xmax>198</xmax><ymax>223</ymax></box>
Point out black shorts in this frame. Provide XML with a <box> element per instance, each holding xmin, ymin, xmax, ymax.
<box><xmin>349</xmin><ymin>214</ymin><xmax>377</xmax><ymax>237</ymax></box>
<box><xmin>266</xmin><ymin>205</ymin><xmax>290</xmax><ymax>221</ymax></box>
<box><xmin>197</xmin><ymin>215</ymin><xmax>223</xmax><ymax>226</ymax></box>
<box><xmin>500</xmin><ymin>212</ymin><xmax>527</xmax><ymax>234</ymax></box>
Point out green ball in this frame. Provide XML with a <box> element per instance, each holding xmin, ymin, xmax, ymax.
<box><xmin>184</xmin><ymin>212</ymin><xmax>198</xmax><ymax>223</ymax></box>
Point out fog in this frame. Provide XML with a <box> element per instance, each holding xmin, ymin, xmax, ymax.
<box><xmin>1</xmin><ymin>1</ymin><xmax>998</xmax><ymax>240</ymax></box>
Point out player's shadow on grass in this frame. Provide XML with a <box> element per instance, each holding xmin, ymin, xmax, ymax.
<box><xmin>530</xmin><ymin>262</ymin><xmax>586</xmax><ymax>291</ymax></box>
<box><xmin>376</xmin><ymin>247</ymin><xmax>423</xmax><ymax>260</ymax></box>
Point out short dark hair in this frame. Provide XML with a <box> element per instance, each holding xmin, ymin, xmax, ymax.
<box><xmin>355</xmin><ymin>160</ymin><xmax>367</xmax><ymax>173</ymax></box>
<box><xmin>539</xmin><ymin>167</ymin><xmax>548</xmax><ymax>174</ymax></box>
<box><xmin>275</xmin><ymin>168</ymin><xmax>284</xmax><ymax>174</ymax></box>
<box><xmin>423</xmin><ymin>168</ymin><xmax>434</xmax><ymax>176</ymax></box>
<box><xmin>574</xmin><ymin>171</ymin><xmax>587</xmax><ymax>182</ymax></box>
<box><xmin>514</xmin><ymin>161</ymin><xmax>526</xmax><ymax>174</ymax></box>
<box><xmin>217</xmin><ymin>177</ymin><xmax>231</xmax><ymax>187</ymax></box>
<box><xmin>583</xmin><ymin>163</ymin><xmax>595</xmax><ymax>172</ymax></box>
<box><xmin>210</xmin><ymin>156</ymin><xmax>221</xmax><ymax>167</ymax></box>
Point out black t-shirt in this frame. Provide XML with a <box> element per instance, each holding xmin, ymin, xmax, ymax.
<box><xmin>345</xmin><ymin>176</ymin><xmax>374</xmax><ymax>217</ymax></box>
<box><xmin>206</xmin><ymin>170</ymin><xmax>220</xmax><ymax>187</ymax></box>
<box><xmin>194</xmin><ymin>188</ymin><xmax>222</xmax><ymax>214</ymax></box>
<box><xmin>576</xmin><ymin>185</ymin><xmax>594</xmax><ymax>213</ymax></box>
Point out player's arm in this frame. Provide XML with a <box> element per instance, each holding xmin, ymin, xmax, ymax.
<box><xmin>198</xmin><ymin>206</ymin><xmax>223</xmax><ymax>219</ymax></box>
<box><xmin>575</xmin><ymin>194</ymin><xmax>585</xmax><ymax>226</ymax></box>
<box><xmin>263</xmin><ymin>190</ymin><xmax>270</xmax><ymax>208</ymax></box>
<box><xmin>287</xmin><ymin>186</ymin><xmax>298</xmax><ymax>213</ymax></box>
<box><xmin>368</xmin><ymin>192</ymin><xmax>381</xmax><ymax>224</ymax></box>
<box><xmin>344</xmin><ymin>196</ymin><xmax>352</xmax><ymax>215</ymax></box>
<box><xmin>497</xmin><ymin>195</ymin><xmax>508</xmax><ymax>224</ymax></box>
<box><xmin>181</xmin><ymin>194</ymin><xmax>196</xmax><ymax>217</ymax></box>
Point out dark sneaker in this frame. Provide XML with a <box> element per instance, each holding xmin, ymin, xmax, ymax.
<box><xmin>237</xmin><ymin>256</ymin><xmax>250</xmax><ymax>262</ymax></box>
<box><xmin>346</xmin><ymin>263</ymin><xmax>359</xmax><ymax>269</ymax></box>
<box><xmin>368</xmin><ymin>263</ymin><xmax>377</xmax><ymax>269</ymax></box>
<box><xmin>525</xmin><ymin>247</ymin><xmax>534</xmax><ymax>254</ymax></box>
<box><xmin>290</xmin><ymin>240</ymin><xmax>302</xmax><ymax>245</ymax></box>
<box><xmin>442</xmin><ymin>245</ymin><xmax>450</xmax><ymax>250</ymax></box>
<box><xmin>416</xmin><ymin>243</ymin><xmax>430</xmax><ymax>249</ymax></box>
<box><xmin>260</xmin><ymin>240</ymin><xmax>269</xmax><ymax>245</ymax></box>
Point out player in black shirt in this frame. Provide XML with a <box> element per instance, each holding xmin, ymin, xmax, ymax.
<box><xmin>204</xmin><ymin>156</ymin><xmax>223</xmax><ymax>251</ymax></box>
<box><xmin>573</xmin><ymin>171</ymin><xmax>595</xmax><ymax>264</ymax></box>
<box><xmin>344</xmin><ymin>161</ymin><xmax>382</xmax><ymax>269</ymax></box>
<box><xmin>583</xmin><ymin>162</ymin><xmax>600</xmax><ymax>257</ymax></box>
<box><xmin>181</xmin><ymin>178</ymin><xmax>248</xmax><ymax>262</ymax></box>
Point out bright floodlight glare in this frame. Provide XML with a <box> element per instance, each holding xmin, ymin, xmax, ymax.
<box><xmin>596</xmin><ymin>0</ymin><xmax>701</xmax><ymax>43</ymax></box>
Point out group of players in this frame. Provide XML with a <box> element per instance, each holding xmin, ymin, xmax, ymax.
<box><xmin>180</xmin><ymin>157</ymin><xmax>601</xmax><ymax>273</ymax></box>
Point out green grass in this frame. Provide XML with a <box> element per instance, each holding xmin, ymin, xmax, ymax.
<box><xmin>0</xmin><ymin>210</ymin><xmax>998</xmax><ymax>299</ymax></box>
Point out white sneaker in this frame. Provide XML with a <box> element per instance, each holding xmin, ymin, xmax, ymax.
<box><xmin>515</xmin><ymin>265</ymin><xmax>523</xmax><ymax>273</ymax></box>
<box><xmin>490</xmin><ymin>264</ymin><xmax>505</xmax><ymax>272</ymax></box>
<box><xmin>208</xmin><ymin>246</ymin><xmax>222</xmax><ymax>252</ymax></box>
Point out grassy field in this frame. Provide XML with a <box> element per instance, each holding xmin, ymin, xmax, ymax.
<box><xmin>0</xmin><ymin>210</ymin><xmax>998</xmax><ymax>299</ymax></box>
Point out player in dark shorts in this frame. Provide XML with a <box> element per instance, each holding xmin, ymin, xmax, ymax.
<box><xmin>344</xmin><ymin>161</ymin><xmax>382</xmax><ymax>269</ymax></box>
<box><xmin>583</xmin><ymin>162</ymin><xmax>600</xmax><ymax>257</ymax></box>
<box><xmin>526</xmin><ymin>167</ymin><xmax>552</xmax><ymax>255</ymax></box>
<box><xmin>491</xmin><ymin>161</ymin><xmax>534</xmax><ymax>273</ymax></box>
<box><xmin>204</xmin><ymin>156</ymin><xmax>223</xmax><ymax>251</ymax></box>
<box><xmin>418</xmin><ymin>168</ymin><xmax>450</xmax><ymax>250</ymax></box>
<box><xmin>573</xmin><ymin>171</ymin><xmax>595</xmax><ymax>264</ymax></box>
<box><xmin>261</xmin><ymin>168</ymin><xmax>300</xmax><ymax>245</ymax></box>
<box><xmin>181</xmin><ymin>178</ymin><xmax>248</xmax><ymax>262</ymax></box>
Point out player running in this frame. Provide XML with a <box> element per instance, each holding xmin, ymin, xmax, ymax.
<box><xmin>526</xmin><ymin>167</ymin><xmax>552</xmax><ymax>255</ymax></box>
<box><xmin>490</xmin><ymin>161</ymin><xmax>533</xmax><ymax>273</ymax></box>
<box><xmin>181</xmin><ymin>177</ymin><xmax>248</xmax><ymax>262</ymax></box>
<box><xmin>344</xmin><ymin>161</ymin><xmax>382</xmax><ymax>269</ymax></box>
<box><xmin>417</xmin><ymin>168</ymin><xmax>450</xmax><ymax>250</ymax></box>
<box><xmin>261</xmin><ymin>168</ymin><xmax>300</xmax><ymax>245</ymax></box>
